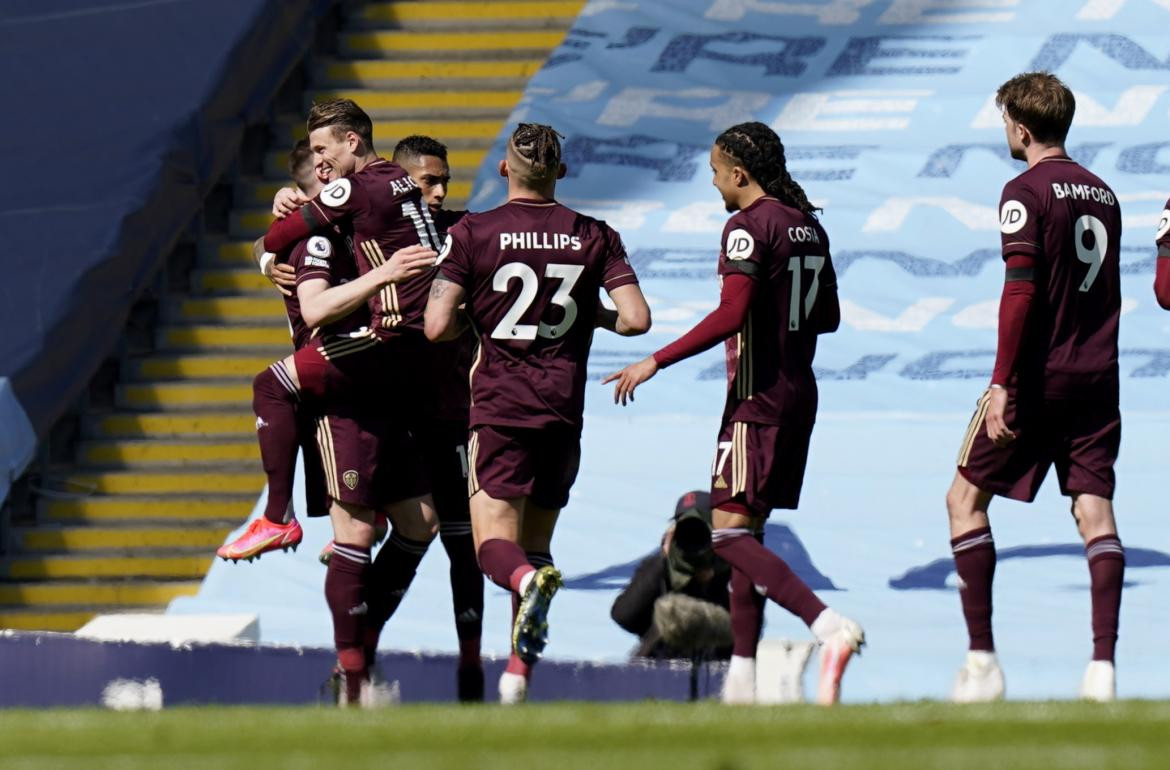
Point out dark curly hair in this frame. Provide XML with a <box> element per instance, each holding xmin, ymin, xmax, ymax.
<box><xmin>393</xmin><ymin>134</ymin><xmax>448</xmax><ymax>165</ymax></box>
<box><xmin>715</xmin><ymin>122</ymin><xmax>819</xmax><ymax>215</ymax></box>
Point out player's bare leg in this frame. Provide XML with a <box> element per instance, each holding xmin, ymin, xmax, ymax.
<box><xmin>711</xmin><ymin>504</ymin><xmax>863</xmax><ymax>706</ymax></box>
<box><xmin>1070</xmin><ymin>493</ymin><xmax>1123</xmax><ymax>701</ymax></box>
<box><xmin>946</xmin><ymin>471</ymin><xmax>1004</xmax><ymax>702</ymax></box>
<box><xmin>364</xmin><ymin>494</ymin><xmax>438</xmax><ymax>664</ymax></box>
<box><xmin>325</xmin><ymin>500</ymin><xmax>376</xmax><ymax>706</ymax></box>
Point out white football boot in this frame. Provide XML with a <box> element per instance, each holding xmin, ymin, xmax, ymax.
<box><xmin>1079</xmin><ymin>660</ymin><xmax>1116</xmax><ymax>702</ymax></box>
<box><xmin>721</xmin><ymin>655</ymin><xmax>757</xmax><ymax>704</ymax></box>
<box><xmin>498</xmin><ymin>671</ymin><xmax>528</xmax><ymax>705</ymax></box>
<box><xmin>811</xmin><ymin>609</ymin><xmax>865</xmax><ymax>706</ymax></box>
<box><xmin>951</xmin><ymin>650</ymin><xmax>1005</xmax><ymax>703</ymax></box>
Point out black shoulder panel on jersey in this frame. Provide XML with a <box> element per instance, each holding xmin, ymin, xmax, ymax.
<box><xmin>1005</xmin><ymin>266</ymin><xmax>1035</xmax><ymax>282</ymax></box>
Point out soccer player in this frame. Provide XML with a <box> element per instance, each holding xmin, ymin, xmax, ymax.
<box><xmin>219</xmin><ymin>140</ymin><xmax>421</xmax><ymax>561</ymax></box>
<box><xmin>257</xmin><ymin>99</ymin><xmax>447</xmax><ymax>704</ymax></box>
<box><xmin>943</xmin><ymin>73</ymin><xmax>1124</xmax><ymax>703</ymax></box>
<box><xmin>424</xmin><ymin>123</ymin><xmax>651</xmax><ymax>704</ymax></box>
<box><xmin>603</xmin><ymin>121</ymin><xmax>864</xmax><ymax>706</ymax></box>
<box><xmin>1153</xmin><ymin>199</ymin><xmax>1170</xmax><ymax>308</ymax></box>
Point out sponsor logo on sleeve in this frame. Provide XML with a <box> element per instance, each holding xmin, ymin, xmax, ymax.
<box><xmin>435</xmin><ymin>233</ymin><xmax>454</xmax><ymax>265</ymax></box>
<box><xmin>307</xmin><ymin>236</ymin><xmax>332</xmax><ymax>259</ymax></box>
<box><xmin>725</xmin><ymin>228</ymin><xmax>755</xmax><ymax>261</ymax></box>
<box><xmin>321</xmin><ymin>178</ymin><xmax>352</xmax><ymax>208</ymax></box>
<box><xmin>305</xmin><ymin>257</ymin><xmax>330</xmax><ymax>268</ymax></box>
<box><xmin>999</xmin><ymin>200</ymin><xmax>1028</xmax><ymax>234</ymax></box>
<box><xmin>1157</xmin><ymin>209</ymin><xmax>1170</xmax><ymax>240</ymax></box>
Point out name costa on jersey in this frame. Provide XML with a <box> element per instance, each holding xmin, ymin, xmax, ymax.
<box><xmin>1051</xmin><ymin>182</ymin><xmax>1116</xmax><ymax>205</ymax></box>
<box><xmin>499</xmin><ymin>232</ymin><xmax>582</xmax><ymax>251</ymax></box>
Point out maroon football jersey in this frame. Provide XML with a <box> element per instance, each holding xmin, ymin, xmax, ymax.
<box><xmin>297</xmin><ymin>159</ymin><xmax>442</xmax><ymax>339</ymax></box>
<box><xmin>436</xmin><ymin>199</ymin><xmax>639</xmax><ymax>429</ymax></box>
<box><xmin>717</xmin><ymin>197</ymin><xmax>838</xmax><ymax>426</ymax></box>
<box><xmin>1158</xmin><ymin>197</ymin><xmax>1170</xmax><ymax>257</ymax></box>
<box><xmin>284</xmin><ymin>232</ymin><xmax>366</xmax><ymax>349</ymax></box>
<box><xmin>997</xmin><ymin>156</ymin><xmax>1121</xmax><ymax>398</ymax></box>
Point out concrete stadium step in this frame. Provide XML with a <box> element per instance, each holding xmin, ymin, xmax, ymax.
<box><xmin>305</xmin><ymin>89</ymin><xmax>522</xmax><ymax>119</ymax></box>
<box><xmin>3</xmin><ymin>553</ymin><xmax>216</xmax><ymax>581</ymax></box>
<box><xmin>192</xmin><ymin>267</ymin><xmax>277</xmax><ymax>294</ymax></box>
<box><xmin>339</xmin><ymin>29</ymin><xmax>566</xmax><ymax>59</ymax></box>
<box><xmin>260</xmin><ymin>147</ymin><xmax>486</xmax><ymax>181</ymax></box>
<box><xmin>157</xmin><ymin>322</ymin><xmax>291</xmax><ymax>351</ymax></box>
<box><xmin>77</xmin><ymin>438</ymin><xmax>259</xmax><ymax>468</ymax></box>
<box><xmin>165</xmin><ymin>296</ymin><xmax>286</xmax><ymax>325</ymax></box>
<box><xmin>352</xmin><ymin>1</ymin><xmax>584</xmax><ymax>30</ymax></box>
<box><xmin>117</xmin><ymin>381</ymin><xmax>253</xmax><ymax>411</ymax></box>
<box><xmin>0</xmin><ymin>581</ymin><xmax>202</xmax><ymax>607</ymax></box>
<box><xmin>53</xmin><ymin>470</ymin><xmax>264</xmax><ymax>496</ymax></box>
<box><xmin>0</xmin><ymin>608</ymin><xmax>99</xmax><ymax>631</ymax></box>
<box><xmin>43</xmin><ymin>495</ymin><xmax>254</xmax><ymax>523</ymax></box>
<box><xmin>126</xmin><ymin>353</ymin><xmax>279</xmax><ymax>381</ymax></box>
<box><xmin>315</xmin><ymin>58</ymin><xmax>544</xmax><ymax>89</ymax></box>
<box><xmin>85</xmin><ymin>412</ymin><xmax>255</xmax><ymax>439</ymax></box>
<box><xmin>280</xmin><ymin>117</ymin><xmax>502</xmax><ymax>149</ymax></box>
<box><xmin>16</xmin><ymin>526</ymin><xmax>231</xmax><ymax>552</ymax></box>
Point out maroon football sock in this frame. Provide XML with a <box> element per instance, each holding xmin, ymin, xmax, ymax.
<box><xmin>365</xmin><ymin>531</ymin><xmax>430</xmax><ymax>656</ymax></box>
<box><xmin>951</xmin><ymin>526</ymin><xmax>996</xmax><ymax>652</ymax></box>
<box><xmin>441</xmin><ymin>528</ymin><xmax>484</xmax><ymax>644</ymax></box>
<box><xmin>253</xmin><ymin>363</ymin><xmax>300</xmax><ymax>525</ymax></box>
<box><xmin>730</xmin><ymin>563</ymin><xmax>766</xmax><ymax>658</ymax></box>
<box><xmin>712</xmin><ymin>528</ymin><xmax>826</xmax><ymax>627</ymax></box>
<box><xmin>1085</xmin><ymin>535</ymin><xmax>1125</xmax><ymax>662</ymax></box>
<box><xmin>325</xmin><ymin>542</ymin><xmax>371</xmax><ymax>702</ymax></box>
<box><xmin>477</xmin><ymin>538</ymin><xmax>534</xmax><ymax>593</ymax></box>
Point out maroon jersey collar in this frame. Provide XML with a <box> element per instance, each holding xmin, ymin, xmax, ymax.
<box><xmin>508</xmin><ymin>197</ymin><xmax>558</xmax><ymax>207</ymax></box>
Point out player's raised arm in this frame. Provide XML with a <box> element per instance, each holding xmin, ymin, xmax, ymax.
<box><xmin>301</xmin><ymin>244</ymin><xmax>436</xmax><ymax>328</ymax></box>
<box><xmin>1154</xmin><ymin>200</ymin><xmax>1170</xmax><ymax>310</ymax></box>
<box><xmin>251</xmin><ymin>236</ymin><xmax>298</xmax><ymax>296</ymax></box>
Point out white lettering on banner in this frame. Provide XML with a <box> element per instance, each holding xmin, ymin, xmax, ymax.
<box><xmin>972</xmin><ymin>86</ymin><xmax>1166</xmax><ymax>128</ymax></box>
<box><xmin>598</xmin><ymin>87</ymin><xmax>770</xmax><ymax>130</ymax></box>
<box><xmin>704</xmin><ymin>0</ymin><xmax>871</xmax><ymax>23</ymax></box>
<box><xmin>951</xmin><ymin>300</ymin><xmax>999</xmax><ymax>329</ymax></box>
<box><xmin>1077</xmin><ymin>0</ymin><xmax>1170</xmax><ymax>20</ymax></box>
<box><xmin>663</xmin><ymin>201</ymin><xmax>727</xmax><ymax>233</ymax></box>
<box><xmin>862</xmin><ymin>197</ymin><xmax>997</xmax><ymax>233</ymax></box>
<box><xmin>560</xmin><ymin>199</ymin><xmax>663</xmax><ymax>230</ymax></box>
<box><xmin>579</xmin><ymin>1</ymin><xmax>638</xmax><ymax>16</ymax></box>
<box><xmin>558</xmin><ymin>80</ymin><xmax>608</xmax><ymax>102</ymax></box>
<box><xmin>774</xmin><ymin>91</ymin><xmax>931</xmax><ymax>132</ymax></box>
<box><xmin>879</xmin><ymin>0</ymin><xmax>1018</xmax><ymax>24</ymax></box>
<box><xmin>841</xmin><ymin>298</ymin><xmax>955</xmax><ymax>332</ymax></box>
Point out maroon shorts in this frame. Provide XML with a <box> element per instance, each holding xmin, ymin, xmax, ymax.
<box><xmin>417</xmin><ymin>418</ymin><xmax>471</xmax><ymax>530</ymax></box>
<box><xmin>467</xmin><ymin>424</ymin><xmax>581</xmax><ymax>510</ymax></box>
<box><xmin>313</xmin><ymin>407</ymin><xmax>428</xmax><ymax>510</ymax></box>
<box><xmin>957</xmin><ymin>388</ymin><xmax>1120</xmax><ymax>502</ymax></box>
<box><xmin>709</xmin><ymin>419</ymin><xmax>814</xmax><ymax>514</ymax></box>
<box><xmin>298</xmin><ymin>416</ymin><xmax>330</xmax><ymax>517</ymax></box>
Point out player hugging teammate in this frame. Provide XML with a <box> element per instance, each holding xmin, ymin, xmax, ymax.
<box><xmin>217</xmin><ymin>67</ymin><xmax>1147</xmax><ymax>706</ymax></box>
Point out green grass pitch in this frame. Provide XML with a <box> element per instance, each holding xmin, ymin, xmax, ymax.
<box><xmin>2</xmin><ymin>701</ymin><xmax>1168</xmax><ymax>770</ymax></box>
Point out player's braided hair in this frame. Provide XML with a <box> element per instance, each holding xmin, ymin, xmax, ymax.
<box><xmin>715</xmin><ymin>122</ymin><xmax>819</xmax><ymax>215</ymax></box>
<box><xmin>509</xmin><ymin>123</ymin><xmax>564</xmax><ymax>184</ymax></box>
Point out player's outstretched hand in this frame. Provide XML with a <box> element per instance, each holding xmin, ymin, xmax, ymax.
<box><xmin>379</xmin><ymin>244</ymin><xmax>437</xmax><ymax>285</ymax></box>
<box><xmin>266</xmin><ymin>261</ymin><xmax>297</xmax><ymax>296</ymax></box>
<box><xmin>984</xmin><ymin>386</ymin><xmax>1016</xmax><ymax>447</ymax></box>
<box><xmin>602</xmin><ymin>356</ymin><xmax>659</xmax><ymax>406</ymax></box>
<box><xmin>272</xmin><ymin>187</ymin><xmax>309</xmax><ymax>218</ymax></box>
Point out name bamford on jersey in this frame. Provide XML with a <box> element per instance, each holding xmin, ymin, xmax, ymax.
<box><xmin>499</xmin><ymin>232</ymin><xmax>583</xmax><ymax>250</ymax></box>
<box><xmin>1051</xmin><ymin>182</ymin><xmax>1116</xmax><ymax>205</ymax></box>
